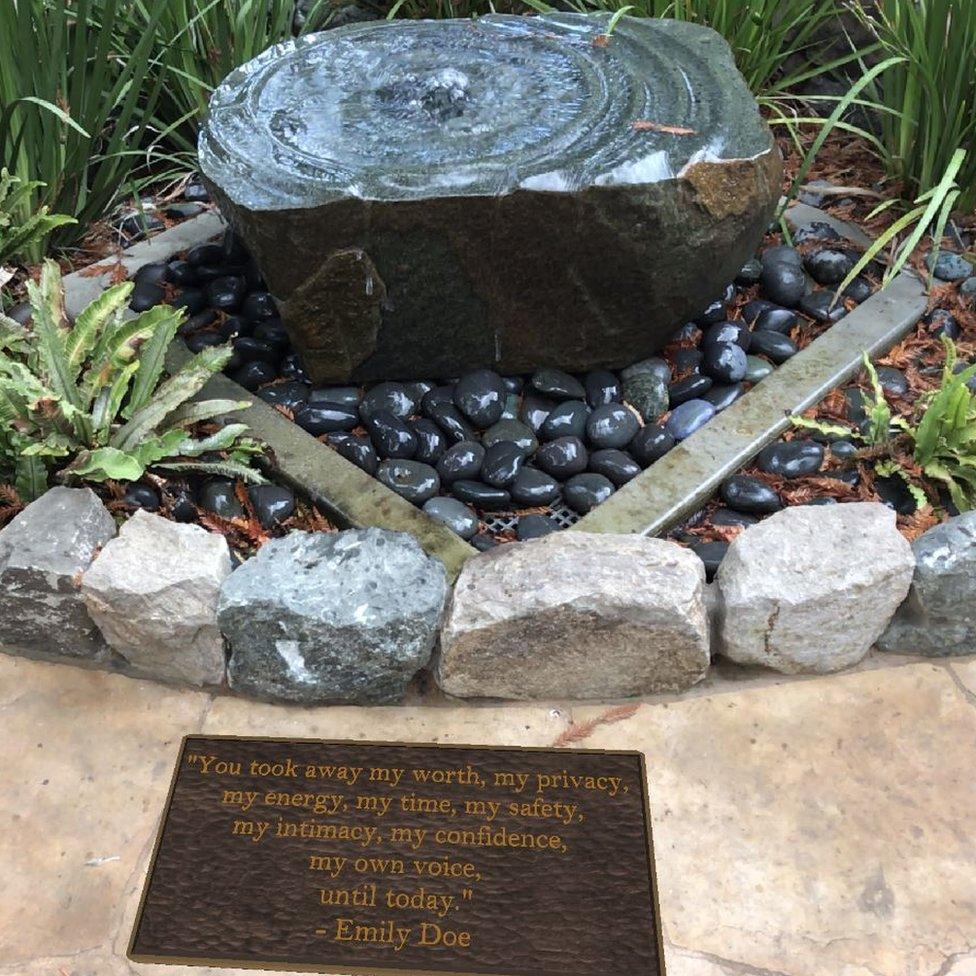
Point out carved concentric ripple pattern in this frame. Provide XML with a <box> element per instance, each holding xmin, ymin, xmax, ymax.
<box><xmin>200</xmin><ymin>12</ymin><xmax>773</xmax><ymax>208</ymax></box>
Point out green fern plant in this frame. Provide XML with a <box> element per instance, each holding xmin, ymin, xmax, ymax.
<box><xmin>0</xmin><ymin>169</ymin><xmax>75</xmax><ymax>270</ymax></box>
<box><xmin>0</xmin><ymin>260</ymin><xmax>266</xmax><ymax>501</ymax></box>
<box><xmin>793</xmin><ymin>340</ymin><xmax>976</xmax><ymax>512</ymax></box>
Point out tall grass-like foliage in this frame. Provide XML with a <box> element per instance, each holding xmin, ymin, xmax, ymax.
<box><xmin>124</xmin><ymin>0</ymin><xmax>327</xmax><ymax>152</ymax></box>
<box><xmin>0</xmin><ymin>0</ymin><xmax>171</xmax><ymax>261</ymax></box>
<box><xmin>858</xmin><ymin>0</ymin><xmax>976</xmax><ymax>211</ymax></box>
<box><xmin>518</xmin><ymin>0</ymin><xmax>846</xmax><ymax>94</ymax></box>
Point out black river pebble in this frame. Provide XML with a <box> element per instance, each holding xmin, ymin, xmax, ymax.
<box><xmin>295</xmin><ymin>401</ymin><xmax>359</xmax><ymax>436</ymax></box>
<box><xmin>377</xmin><ymin>460</ymin><xmax>440</xmax><ymax>505</ymax></box>
<box><xmin>564</xmin><ymin>473</ymin><xmax>615</xmax><ymax>514</ymax></box>
<box><xmin>451</xmin><ymin>480</ymin><xmax>511</xmax><ymax>511</ymax></box>
<box><xmin>531</xmin><ymin>368</ymin><xmax>585</xmax><ymax>400</ymax></box>
<box><xmin>757</xmin><ymin>440</ymin><xmax>824</xmax><ymax>479</ymax></box>
<box><xmin>702</xmin><ymin>342</ymin><xmax>747</xmax><ymax>384</ymax></box>
<box><xmin>586</xmin><ymin>404</ymin><xmax>640</xmax><ymax>449</ymax></box>
<box><xmin>247</xmin><ymin>484</ymin><xmax>295</xmax><ymax>528</ymax></box>
<box><xmin>510</xmin><ymin>467</ymin><xmax>561</xmax><ymax>506</ymax></box>
<box><xmin>365</xmin><ymin>410</ymin><xmax>418</xmax><ymax>459</ymax></box>
<box><xmin>584</xmin><ymin>370</ymin><xmax>621</xmax><ymax>407</ymax></box>
<box><xmin>749</xmin><ymin>330</ymin><xmax>798</xmax><ymax>364</ymax></box>
<box><xmin>481</xmin><ymin>441</ymin><xmax>527</xmax><ymax>488</ymax></box>
<box><xmin>328</xmin><ymin>433</ymin><xmax>378</xmax><ymax>475</ymax></box>
<box><xmin>409</xmin><ymin>419</ymin><xmax>448</xmax><ymax>464</ymax></box>
<box><xmin>535</xmin><ymin>436</ymin><xmax>588</xmax><ymax>479</ymax></box>
<box><xmin>540</xmin><ymin>400</ymin><xmax>589</xmax><ymax>441</ymax></box>
<box><xmin>629</xmin><ymin>424</ymin><xmax>674</xmax><ymax>466</ymax></box>
<box><xmin>454</xmin><ymin>369</ymin><xmax>506</xmax><ymax>428</ymax></box>
<box><xmin>589</xmin><ymin>449</ymin><xmax>640</xmax><ymax>486</ymax></box>
<box><xmin>436</xmin><ymin>442</ymin><xmax>485</xmax><ymax>483</ymax></box>
<box><xmin>669</xmin><ymin>374</ymin><xmax>713</xmax><ymax>405</ymax></box>
<box><xmin>720</xmin><ymin>475</ymin><xmax>782</xmax><ymax>514</ymax></box>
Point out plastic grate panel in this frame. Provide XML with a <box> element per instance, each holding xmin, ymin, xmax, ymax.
<box><xmin>481</xmin><ymin>501</ymin><xmax>580</xmax><ymax>534</ymax></box>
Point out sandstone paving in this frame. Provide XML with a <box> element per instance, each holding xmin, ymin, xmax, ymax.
<box><xmin>2</xmin><ymin>653</ymin><xmax>976</xmax><ymax>976</ymax></box>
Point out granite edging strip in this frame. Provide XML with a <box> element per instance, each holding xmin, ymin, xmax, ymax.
<box><xmin>571</xmin><ymin>214</ymin><xmax>928</xmax><ymax>537</ymax></box>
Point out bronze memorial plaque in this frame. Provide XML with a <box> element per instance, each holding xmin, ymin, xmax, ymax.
<box><xmin>129</xmin><ymin>735</ymin><xmax>664</xmax><ymax>976</ymax></box>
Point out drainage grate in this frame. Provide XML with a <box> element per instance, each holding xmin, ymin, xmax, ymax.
<box><xmin>481</xmin><ymin>502</ymin><xmax>580</xmax><ymax>534</ymax></box>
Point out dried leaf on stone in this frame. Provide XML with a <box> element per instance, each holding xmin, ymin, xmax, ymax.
<box><xmin>632</xmin><ymin>120</ymin><xmax>696</xmax><ymax>135</ymax></box>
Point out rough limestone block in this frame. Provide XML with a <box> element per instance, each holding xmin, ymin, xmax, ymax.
<box><xmin>716</xmin><ymin>503</ymin><xmax>915</xmax><ymax>673</ymax></box>
<box><xmin>218</xmin><ymin>528</ymin><xmax>447</xmax><ymax>703</ymax></box>
<box><xmin>200</xmin><ymin>13</ymin><xmax>780</xmax><ymax>382</ymax></box>
<box><xmin>437</xmin><ymin>533</ymin><xmax>710</xmax><ymax>699</ymax></box>
<box><xmin>0</xmin><ymin>487</ymin><xmax>116</xmax><ymax>659</ymax></box>
<box><xmin>81</xmin><ymin>510</ymin><xmax>231</xmax><ymax>686</ymax></box>
<box><xmin>878</xmin><ymin>512</ymin><xmax>976</xmax><ymax>656</ymax></box>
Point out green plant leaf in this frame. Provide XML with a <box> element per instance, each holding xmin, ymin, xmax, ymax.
<box><xmin>124</xmin><ymin>304</ymin><xmax>184</xmax><ymax>417</ymax></box>
<box><xmin>60</xmin><ymin>446</ymin><xmax>144</xmax><ymax>484</ymax></box>
<box><xmin>111</xmin><ymin>344</ymin><xmax>232</xmax><ymax>451</ymax></box>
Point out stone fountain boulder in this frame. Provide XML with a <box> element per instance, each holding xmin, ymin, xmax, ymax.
<box><xmin>200</xmin><ymin>13</ymin><xmax>781</xmax><ymax>382</ymax></box>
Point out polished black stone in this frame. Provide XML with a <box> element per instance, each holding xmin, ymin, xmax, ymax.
<box><xmin>327</xmin><ymin>432</ymin><xmax>379</xmax><ymax>475</ymax></box>
<box><xmin>584</xmin><ymin>369</ymin><xmax>621</xmax><ymax>408</ymax></box>
<box><xmin>205</xmin><ymin>275</ymin><xmax>247</xmax><ymax>310</ymax></box>
<box><xmin>364</xmin><ymin>409</ymin><xmax>418</xmax><ymax>459</ymax></box>
<box><xmin>702</xmin><ymin>321</ymin><xmax>751</xmax><ymax>351</ymax></box>
<box><xmin>540</xmin><ymin>400</ymin><xmax>589</xmax><ymax>441</ymax></box>
<box><xmin>701</xmin><ymin>342</ymin><xmax>747</xmax><ymax>383</ymax></box>
<box><xmin>665</xmin><ymin>399</ymin><xmax>715</xmax><ymax>440</ymax></box>
<box><xmin>749</xmin><ymin>330</ymin><xmax>797</xmax><ymax>363</ymax></box>
<box><xmin>719</xmin><ymin>474</ymin><xmax>782</xmax><ymax>514</ymax></box>
<box><xmin>586</xmin><ymin>403</ymin><xmax>640</xmax><ymax>449</ymax></box>
<box><xmin>876</xmin><ymin>366</ymin><xmax>909</xmax><ymax>397</ymax></box>
<box><xmin>377</xmin><ymin>459</ymin><xmax>440</xmax><ymax>504</ymax></box>
<box><xmin>229</xmin><ymin>360</ymin><xmax>277</xmax><ymax>390</ymax></box>
<box><xmin>122</xmin><ymin>483</ymin><xmax>160</xmax><ymax>511</ymax></box>
<box><xmin>735</xmin><ymin>257</ymin><xmax>762</xmax><ymax>285</ymax></box>
<box><xmin>669</xmin><ymin>373</ymin><xmax>713</xmax><ymax>405</ymax></box>
<box><xmin>689</xmin><ymin>539</ymin><xmax>728</xmax><ymax>581</ymax></box>
<box><xmin>588</xmin><ymin>448</ymin><xmax>640</xmax><ymax>486</ymax></box>
<box><xmin>451</xmin><ymin>480</ymin><xmax>511</xmax><ymax>511</ymax></box>
<box><xmin>531</xmin><ymin>368</ymin><xmax>585</xmax><ymax>400</ymax></box>
<box><xmin>535</xmin><ymin>436</ymin><xmax>588</xmax><ymax>479</ymax></box>
<box><xmin>310</xmin><ymin>385</ymin><xmax>361</xmax><ymax>408</ymax></box>
<box><xmin>798</xmin><ymin>290</ymin><xmax>847</xmax><ymax>323</ymax></box>
<box><xmin>563</xmin><ymin>473</ymin><xmax>614</xmax><ymax>513</ymax></box>
<box><xmin>247</xmin><ymin>484</ymin><xmax>296</xmax><ymax>528</ymax></box>
<box><xmin>295</xmin><ymin>401</ymin><xmax>360</xmax><ymax>435</ymax></box>
<box><xmin>360</xmin><ymin>381</ymin><xmax>417</xmax><ymax>420</ymax></box>
<box><xmin>129</xmin><ymin>283</ymin><xmax>164</xmax><ymax>312</ymax></box>
<box><xmin>510</xmin><ymin>466</ymin><xmax>561</xmax><ymax>506</ymax></box>
<box><xmin>257</xmin><ymin>381</ymin><xmax>310</xmax><ymax>413</ymax></box>
<box><xmin>409</xmin><ymin>418</ymin><xmax>448</xmax><ymax>464</ymax></box>
<box><xmin>516</xmin><ymin>514</ymin><xmax>558</xmax><ymax>540</ymax></box>
<box><xmin>436</xmin><ymin>441</ymin><xmax>485</xmax><ymax>483</ymax></box>
<box><xmin>454</xmin><ymin>369</ymin><xmax>506</xmax><ymax>428</ymax></box>
<box><xmin>199</xmin><ymin>478</ymin><xmax>244</xmax><ymax>518</ymax></box>
<box><xmin>519</xmin><ymin>393</ymin><xmax>557</xmax><ymax>434</ymax></box>
<box><xmin>629</xmin><ymin>424</ymin><xmax>674</xmax><ymax>466</ymax></box>
<box><xmin>711</xmin><ymin>507</ymin><xmax>758</xmax><ymax>528</ymax></box>
<box><xmin>757</xmin><ymin>439</ymin><xmax>824</xmax><ymax>478</ymax></box>
<box><xmin>760</xmin><ymin>260</ymin><xmax>806</xmax><ymax>307</ymax></box>
<box><xmin>481</xmin><ymin>441</ymin><xmax>527</xmax><ymax>488</ymax></box>
<box><xmin>241</xmin><ymin>291</ymin><xmax>278</xmax><ymax>322</ymax></box>
<box><xmin>423</xmin><ymin>401</ymin><xmax>476</xmax><ymax>444</ymax></box>
<box><xmin>804</xmin><ymin>248</ymin><xmax>855</xmax><ymax>286</ymax></box>
<box><xmin>754</xmin><ymin>307</ymin><xmax>797</xmax><ymax>333</ymax></box>
<box><xmin>703</xmin><ymin>382</ymin><xmax>744</xmax><ymax>411</ymax></box>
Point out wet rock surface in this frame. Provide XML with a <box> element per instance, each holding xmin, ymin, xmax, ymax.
<box><xmin>0</xmin><ymin>488</ymin><xmax>116</xmax><ymax>660</ymax></box>
<box><xmin>715</xmin><ymin>504</ymin><xmax>914</xmax><ymax>673</ymax></box>
<box><xmin>81</xmin><ymin>511</ymin><xmax>231</xmax><ymax>686</ymax></box>
<box><xmin>879</xmin><ymin>512</ymin><xmax>976</xmax><ymax>656</ymax></box>
<box><xmin>218</xmin><ymin>528</ymin><xmax>447</xmax><ymax>703</ymax></box>
<box><xmin>438</xmin><ymin>533</ymin><xmax>710</xmax><ymax>698</ymax></box>
<box><xmin>201</xmin><ymin>13</ymin><xmax>780</xmax><ymax>382</ymax></box>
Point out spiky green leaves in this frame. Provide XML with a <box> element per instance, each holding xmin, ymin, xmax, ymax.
<box><xmin>0</xmin><ymin>259</ymin><xmax>264</xmax><ymax>499</ymax></box>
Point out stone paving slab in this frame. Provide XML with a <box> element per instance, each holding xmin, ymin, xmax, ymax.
<box><xmin>2</xmin><ymin>654</ymin><xmax>975</xmax><ymax>976</ymax></box>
